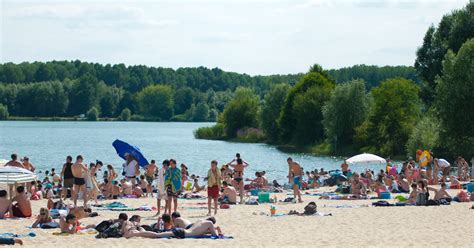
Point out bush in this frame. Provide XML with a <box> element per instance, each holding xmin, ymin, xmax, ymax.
<box><xmin>235</xmin><ymin>127</ymin><xmax>266</xmax><ymax>142</ymax></box>
<box><xmin>194</xmin><ymin>123</ymin><xmax>225</xmax><ymax>140</ymax></box>
<box><xmin>118</xmin><ymin>108</ymin><xmax>131</xmax><ymax>121</ymax></box>
<box><xmin>86</xmin><ymin>107</ymin><xmax>99</xmax><ymax>121</ymax></box>
<box><xmin>406</xmin><ymin>113</ymin><xmax>440</xmax><ymax>156</ymax></box>
<box><xmin>0</xmin><ymin>104</ymin><xmax>9</xmax><ymax>120</ymax></box>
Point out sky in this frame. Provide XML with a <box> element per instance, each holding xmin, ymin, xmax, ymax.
<box><xmin>0</xmin><ymin>0</ymin><xmax>469</xmax><ymax>75</ymax></box>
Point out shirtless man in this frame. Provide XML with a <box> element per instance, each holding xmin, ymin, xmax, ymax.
<box><xmin>171</xmin><ymin>212</ymin><xmax>192</xmax><ymax>229</ymax></box>
<box><xmin>71</xmin><ymin>155</ymin><xmax>89</xmax><ymax>207</ymax></box>
<box><xmin>125</xmin><ymin>219</ymin><xmax>221</xmax><ymax>239</ymax></box>
<box><xmin>397</xmin><ymin>175</ymin><xmax>410</xmax><ymax>193</ymax></box>
<box><xmin>21</xmin><ymin>157</ymin><xmax>35</xmax><ymax>172</ymax></box>
<box><xmin>287</xmin><ymin>157</ymin><xmax>303</xmax><ymax>203</ymax></box>
<box><xmin>427</xmin><ymin>183</ymin><xmax>452</xmax><ymax>201</ymax></box>
<box><xmin>227</xmin><ymin>158</ymin><xmax>248</xmax><ymax>204</ymax></box>
<box><xmin>0</xmin><ymin>190</ymin><xmax>13</xmax><ymax>219</ymax></box>
<box><xmin>5</xmin><ymin>154</ymin><xmax>23</xmax><ymax>168</ymax></box>
<box><xmin>222</xmin><ymin>181</ymin><xmax>237</xmax><ymax>204</ymax></box>
<box><xmin>11</xmin><ymin>186</ymin><xmax>32</xmax><ymax>217</ymax></box>
<box><xmin>145</xmin><ymin>160</ymin><xmax>157</xmax><ymax>195</ymax></box>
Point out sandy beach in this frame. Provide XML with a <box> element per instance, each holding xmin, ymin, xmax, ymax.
<box><xmin>1</xmin><ymin>185</ymin><xmax>473</xmax><ymax>248</ymax></box>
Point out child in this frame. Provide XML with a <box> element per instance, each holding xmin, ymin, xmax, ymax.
<box><xmin>139</xmin><ymin>175</ymin><xmax>149</xmax><ymax>197</ymax></box>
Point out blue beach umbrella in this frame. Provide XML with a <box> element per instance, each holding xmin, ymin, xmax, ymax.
<box><xmin>112</xmin><ymin>139</ymin><xmax>149</xmax><ymax>167</ymax></box>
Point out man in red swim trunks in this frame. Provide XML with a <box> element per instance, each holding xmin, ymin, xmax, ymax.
<box><xmin>207</xmin><ymin>160</ymin><xmax>222</xmax><ymax>216</ymax></box>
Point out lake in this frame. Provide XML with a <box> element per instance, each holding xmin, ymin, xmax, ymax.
<box><xmin>0</xmin><ymin>121</ymin><xmax>375</xmax><ymax>181</ymax></box>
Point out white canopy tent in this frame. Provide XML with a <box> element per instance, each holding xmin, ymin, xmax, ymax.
<box><xmin>346</xmin><ymin>153</ymin><xmax>386</xmax><ymax>165</ymax></box>
<box><xmin>0</xmin><ymin>166</ymin><xmax>37</xmax><ymax>184</ymax></box>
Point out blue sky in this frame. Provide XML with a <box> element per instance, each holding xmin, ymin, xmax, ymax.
<box><xmin>0</xmin><ymin>0</ymin><xmax>468</xmax><ymax>75</ymax></box>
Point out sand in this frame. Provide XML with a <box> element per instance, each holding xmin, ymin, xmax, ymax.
<box><xmin>0</xmin><ymin>186</ymin><xmax>473</xmax><ymax>248</ymax></box>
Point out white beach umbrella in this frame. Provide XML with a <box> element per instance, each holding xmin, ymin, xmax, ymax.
<box><xmin>346</xmin><ymin>153</ymin><xmax>386</xmax><ymax>164</ymax></box>
<box><xmin>0</xmin><ymin>166</ymin><xmax>37</xmax><ymax>184</ymax></box>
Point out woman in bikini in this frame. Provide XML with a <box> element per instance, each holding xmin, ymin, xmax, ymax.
<box><xmin>227</xmin><ymin>158</ymin><xmax>248</xmax><ymax>204</ymax></box>
<box><xmin>107</xmin><ymin>164</ymin><xmax>117</xmax><ymax>199</ymax></box>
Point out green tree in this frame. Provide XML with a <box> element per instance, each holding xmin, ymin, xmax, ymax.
<box><xmin>136</xmin><ymin>84</ymin><xmax>174</xmax><ymax>120</ymax></box>
<box><xmin>436</xmin><ymin>39</ymin><xmax>474</xmax><ymax>157</ymax></box>
<box><xmin>365</xmin><ymin>78</ymin><xmax>421</xmax><ymax>156</ymax></box>
<box><xmin>415</xmin><ymin>2</ymin><xmax>474</xmax><ymax>104</ymax></box>
<box><xmin>222</xmin><ymin>87</ymin><xmax>260</xmax><ymax>137</ymax></box>
<box><xmin>118</xmin><ymin>108</ymin><xmax>131</xmax><ymax>121</ymax></box>
<box><xmin>279</xmin><ymin>71</ymin><xmax>334</xmax><ymax>145</ymax></box>
<box><xmin>406</xmin><ymin>113</ymin><xmax>439</xmax><ymax>156</ymax></box>
<box><xmin>69</xmin><ymin>73</ymin><xmax>101</xmax><ymax>115</ymax></box>
<box><xmin>322</xmin><ymin>80</ymin><xmax>368</xmax><ymax>147</ymax></box>
<box><xmin>261</xmin><ymin>83</ymin><xmax>290</xmax><ymax>143</ymax></box>
<box><xmin>193</xmin><ymin>102</ymin><xmax>210</xmax><ymax>122</ymax></box>
<box><xmin>0</xmin><ymin>103</ymin><xmax>8</xmax><ymax>120</ymax></box>
<box><xmin>87</xmin><ymin>107</ymin><xmax>99</xmax><ymax>121</ymax></box>
<box><xmin>100</xmin><ymin>86</ymin><xmax>122</xmax><ymax>117</ymax></box>
<box><xmin>174</xmin><ymin>87</ymin><xmax>195</xmax><ymax>115</ymax></box>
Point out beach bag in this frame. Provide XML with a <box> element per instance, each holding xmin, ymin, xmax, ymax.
<box><xmin>303</xmin><ymin>202</ymin><xmax>317</xmax><ymax>215</ymax></box>
<box><xmin>416</xmin><ymin>193</ymin><xmax>428</xmax><ymax>206</ymax></box>
<box><xmin>101</xmin><ymin>223</ymin><xmax>122</xmax><ymax>238</ymax></box>
<box><xmin>95</xmin><ymin>220</ymin><xmax>113</xmax><ymax>233</ymax></box>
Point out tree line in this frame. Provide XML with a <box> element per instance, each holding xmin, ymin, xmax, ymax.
<box><xmin>0</xmin><ymin>60</ymin><xmax>416</xmax><ymax>121</ymax></box>
<box><xmin>196</xmin><ymin>2</ymin><xmax>473</xmax><ymax>159</ymax></box>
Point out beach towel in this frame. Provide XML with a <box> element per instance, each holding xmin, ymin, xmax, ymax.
<box><xmin>0</xmin><ymin>232</ymin><xmax>36</xmax><ymax>238</ymax></box>
<box><xmin>271</xmin><ymin>212</ymin><xmax>332</xmax><ymax>217</ymax></box>
<box><xmin>52</xmin><ymin>229</ymin><xmax>98</xmax><ymax>236</ymax></box>
<box><xmin>165</xmin><ymin>167</ymin><xmax>182</xmax><ymax>193</ymax></box>
<box><xmin>156</xmin><ymin>167</ymin><xmax>166</xmax><ymax>195</ymax></box>
<box><xmin>190</xmin><ymin>235</ymin><xmax>233</xmax><ymax>240</ymax></box>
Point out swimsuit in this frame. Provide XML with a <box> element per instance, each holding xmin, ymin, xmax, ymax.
<box><xmin>146</xmin><ymin>175</ymin><xmax>155</xmax><ymax>185</ymax></box>
<box><xmin>185</xmin><ymin>224</ymin><xmax>193</xmax><ymax>229</ymax></box>
<box><xmin>74</xmin><ymin>177</ymin><xmax>85</xmax><ymax>186</ymax></box>
<box><xmin>172</xmin><ymin>228</ymin><xmax>186</xmax><ymax>239</ymax></box>
<box><xmin>234</xmin><ymin>170</ymin><xmax>243</xmax><ymax>183</ymax></box>
<box><xmin>293</xmin><ymin>176</ymin><xmax>302</xmax><ymax>189</ymax></box>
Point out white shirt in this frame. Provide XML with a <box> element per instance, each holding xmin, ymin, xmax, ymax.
<box><xmin>438</xmin><ymin>159</ymin><xmax>450</xmax><ymax>168</ymax></box>
<box><xmin>156</xmin><ymin>167</ymin><xmax>165</xmax><ymax>193</ymax></box>
<box><xmin>123</xmin><ymin>160</ymin><xmax>138</xmax><ymax>177</ymax></box>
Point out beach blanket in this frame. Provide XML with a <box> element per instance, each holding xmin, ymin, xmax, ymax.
<box><xmin>0</xmin><ymin>232</ymin><xmax>36</xmax><ymax>238</ymax></box>
<box><xmin>190</xmin><ymin>235</ymin><xmax>233</xmax><ymax>240</ymax></box>
<box><xmin>270</xmin><ymin>212</ymin><xmax>332</xmax><ymax>217</ymax></box>
<box><xmin>52</xmin><ymin>229</ymin><xmax>98</xmax><ymax>236</ymax></box>
<box><xmin>93</xmin><ymin>202</ymin><xmax>153</xmax><ymax>211</ymax></box>
<box><xmin>165</xmin><ymin>167</ymin><xmax>182</xmax><ymax>193</ymax></box>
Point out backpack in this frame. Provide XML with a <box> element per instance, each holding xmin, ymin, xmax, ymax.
<box><xmin>304</xmin><ymin>202</ymin><xmax>317</xmax><ymax>215</ymax></box>
<box><xmin>95</xmin><ymin>220</ymin><xmax>113</xmax><ymax>233</ymax></box>
<box><xmin>98</xmin><ymin>223</ymin><xmax>122</xmax><ymax>238</ymax></box>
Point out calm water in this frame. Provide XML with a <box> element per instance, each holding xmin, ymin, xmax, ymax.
<box><xmin>0</xmin><ymin>121</ymin><xmax>372</xmax><ymax>181</ymax></box>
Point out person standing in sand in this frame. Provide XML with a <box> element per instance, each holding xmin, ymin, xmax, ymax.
<box><xmin>61</xmin><ymin>156</ymin><xmax>74</xmax><ymax>200</ymax></box>
<box><xmin>165</xmin><ymin>159</ymin><xmax>181</xmax><ymax>214</ymax></box>
<box><xmin>227</xmin><ymin>158</ymin><xmax>248</xmax><ymax>204</ymax></box>
<box><xmin>123</xmin><ymin>154</ymin><xmax>139</xmax><ymax>185</ymax></box>
<box><xmin>145</xmin><ymin>160</ymin><xmax>157</xmax><ymax>195</ymax></box>
<box><xmin>71</xmin><ymin>155</ymin><xmax>89</xmax><ymax>207</ymax></box>
<box><xmin>207</xmin><ymin>160</ymin><xmax>222</xmax><ymax>216</ymax></box>
<box><xmin>156</xmin><ymin>160</ymin><xmax>169</xmax><ymax>216</ymax></box>
<box><xmin>287</xmin><ymin>157</ymin><xmax>303</xmax><ymax>203</ymax></box>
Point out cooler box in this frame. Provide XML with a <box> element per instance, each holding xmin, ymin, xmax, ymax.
<box><xmin>250</xmin><ymin>189</ymin><xmax>260</xmax><ymax>196</ymax></box>
<box><xmin>380</xmin><ymin>192</ymin><xmax>391</xmax><ymax>199</ymax></box>
<box><xmin>258</xmin><ymin>192</ymin><xmax>270</xmax><ymax>203</ymax></box>
<box><xmin>467</xmin><ymin>182</ymin><xmax>474</xmax><ymax>193</ymax></box>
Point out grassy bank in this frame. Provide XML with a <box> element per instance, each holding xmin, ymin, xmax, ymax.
<box><xmin>194</xmin><ymin>124</ymin><xmax>266</xmax><ymax>143</ymax></box>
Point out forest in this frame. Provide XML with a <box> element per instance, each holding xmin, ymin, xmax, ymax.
<box><xmin>0</xmin><ymin>61</ymin><xmax>416</xmax><ymax>122</ymax></box>
<box><xmin>195</xmin><ymin>2</ymin><xmax>474</xmax><ymax>159</ymax></box>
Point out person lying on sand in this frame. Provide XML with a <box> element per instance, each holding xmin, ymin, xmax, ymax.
<box><xmin>0</xmin><ymin>190</ymin><xmax>13</xmax><ymax>219</ymax></box>
<box><xmin>47</xmin><ymin>199</ymin><xmax>95</xmax><ymax>219</ymax></box>
<box><xmin>171</xmin><ymin>212</ymin><xmax>192</xmax><ymax>229</ymax></box>
<box><xmin>32</xmin><ymin>208</ymin><xmax>56</xmax><ymax>228</ymax></box>
<box><xmin>60</xmin><ymin>214</ymin><xmax>78</xmax><ymax>234</ymax></box>
<box><xmin>0</xmin><ymin>237</ymin><xmax>23</xmax><ymax>246</ymax></box>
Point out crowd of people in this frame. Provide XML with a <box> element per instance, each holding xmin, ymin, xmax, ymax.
<box><xmin>0</xmin><ymin>150</ymin><xmax>473</xmax><ymax>244</ymax></box>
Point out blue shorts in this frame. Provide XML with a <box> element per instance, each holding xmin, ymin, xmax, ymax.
<box><xmin>293</xmin><ymin>176</ymin><xmax>302</xmax><ymax>189</ymax></box>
